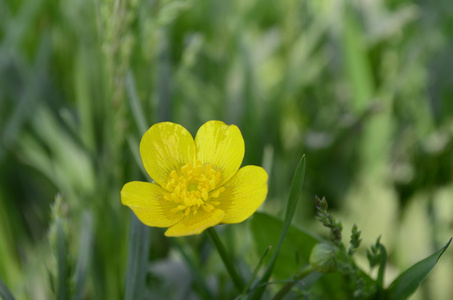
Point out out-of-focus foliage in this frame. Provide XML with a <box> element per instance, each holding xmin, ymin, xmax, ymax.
<box><xmin>0</xmin><ymin>0</ymin><xmax>452</xmax><ymax>299</ymax></box>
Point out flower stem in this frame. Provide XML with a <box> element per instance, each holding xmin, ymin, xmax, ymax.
<box><xmin>273</xmin><ymin>265</ymin><xmax>314</xmax><ymax>300</ymax></box>
<box><xmin>207</xmin><ymin>227</ymin><xmax>245</xmax><ymax>292</ymax></box>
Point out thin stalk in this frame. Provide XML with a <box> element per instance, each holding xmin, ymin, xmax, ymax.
<box><xmin>240</xmin><ymin>246</ymin><xmax>272</xmax><ymax>297</ymax></box>
<box><xmin>273</xmin><ymin>265</ymin><xmax>314</xmax><ymax>300</ymax></box>
<box><xmin>206</xmin><ymin>228</ymin><xmax>245</xmax><ymax>292</ymax></box>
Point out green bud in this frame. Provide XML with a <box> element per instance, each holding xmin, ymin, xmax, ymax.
<box><xmin>309</xmin><ymin>243</ymin><xmax>337</xmax><ymax>273</ymax></box>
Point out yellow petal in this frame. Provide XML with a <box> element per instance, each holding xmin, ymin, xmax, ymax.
<box><xmin>140</xmin><ymin>122</ymin><xmax>195</xmax><ymax>188</ymax></box>
<box><xmin>164</xmin><ymin>209</ymin><xmax>225</xmax><ymax>237</ymax></box>
<box><xmin>216</xmin><ymin>166</ymin><xmax>268</xmax><ymax>224</ymax></box>
<box><xmin>121</xmin><ymin>181</ymin><xmax>184</xmax><ymax>227</ymax></box>
<box><xmin>195</xmin><ymin>121</ymin><xmax>244</xmax><ymax>186</ymax></box>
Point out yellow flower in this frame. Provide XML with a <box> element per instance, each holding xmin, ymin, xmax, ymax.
<box><xmin>121</xmin><ymin>121</ymin><xmax>268</xmax><ymax>237</ymax></box>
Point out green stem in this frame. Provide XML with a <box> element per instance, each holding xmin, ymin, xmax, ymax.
<box><xmin>273</xmin><ymin>265</ymin><xmax>314</xmax><ymax>300</ymax></box>
<box><xmin>207</xmin><ymin>227</ymin><xmax>245</xmax><ymax>292</ymax></box>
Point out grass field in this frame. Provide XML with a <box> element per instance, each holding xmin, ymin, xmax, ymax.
<box><xmin>0</xmin><ymin>0</ymin><xmax>452</xmax><ymax>299</ymax></box>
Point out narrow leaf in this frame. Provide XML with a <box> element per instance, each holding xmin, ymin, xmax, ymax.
<box><xmin>0</xmin><ymin>278</ymin><xmax>15</xmax><ymax>300</ymax></box>
<box><xmin>124</xmin><ymin>214</ymin><xmax>151</xmax><ymax>300</ymax></box>
<box><xmin>127</xmin><ymin>136</ymin><xmax>151</xmax><ymax>181</ymax></box>
<box><xmin>73</xmin><ymin>212</ymin><xmax>94</xmax><ymax>300</ymax></box>
<box><xmin>385</xmin><ymin>238</ymin><xmax>452</xmax><ymax>300</ymax></box>
<box><xmin>377</xmin><ymin>244</ymin><xmax>387</xmax><ymax>289</ymax></box>
<box><xmin>126</xmin><ymin>70</ymin><xmax>148</xmax><ymax>135</ymax></box>
<box><xmin>56</xmin><ymin>219</ymin><xmax>70</xmax><ymax>300</ymax></box>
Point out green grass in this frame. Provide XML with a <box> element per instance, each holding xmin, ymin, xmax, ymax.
<box><xmin>0</xmin><ymin>0</ymin><xmax>452</xmax><ymax>299</ymax></box>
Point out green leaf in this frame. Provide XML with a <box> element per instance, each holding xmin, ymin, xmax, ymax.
<box><xmin>385</xmin><ymin>238</ymin><xmax>452</xmax><ymax>300</ymax></box>
<box><xmin>0</xmin><ymin>277</ymin><xmax>15</xmax><ymax>300</ymax></box>
<box><xmin>251</xmin><ymin>212</ymin><xmax>320</xmax><ymax>280</ymax></box>
<box><xmin>251</xmin><ymin>213</ymin><xmax>356</xmax><ymax>299</ymax></box>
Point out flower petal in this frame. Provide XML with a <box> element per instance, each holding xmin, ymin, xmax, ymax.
<box><xmin>121</xmin><ymin>181</ymin><xmax>184</xmax><ymax>227</ymax></box>
<box><xmin>216</xmin><ymin>166</ymin><xmax>268</xmax><ymax>224</ymax></box>
<box><xmin>195</xmin><ymin>121</ymin><xmax>244</xmax><ymax>186</ymax></box>
<box><xmin>164</xmin><ymin>209</ymin><xmax>225</xmax><ymax>237</ymax></box>
<box><xmin>140</xmin><ymin>122</ymin><xmax>196</xmax><ymax>188</ymax></box>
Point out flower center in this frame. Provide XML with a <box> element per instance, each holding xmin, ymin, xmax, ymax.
<box><xmin>164</xmin><ymin>160</ymin><xmax>225</xmax><ymax>216</ymax></box>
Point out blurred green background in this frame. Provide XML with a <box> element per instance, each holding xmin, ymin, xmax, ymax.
<box><xmin>0</xmin><ymin>0</ymin><xmax>452</xmax><ymax>299</ymax></box>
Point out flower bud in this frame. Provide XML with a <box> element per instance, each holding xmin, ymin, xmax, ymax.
<box><xmin>309</xmin><ymin>243</ymin><xmax>337</xmax><ymax>273</ymax></box>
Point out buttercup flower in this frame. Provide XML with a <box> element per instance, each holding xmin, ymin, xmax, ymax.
<box><xmin>121</xmin><ymin>121</ymin><xmax>268</xmax><ymax>237</ymax></box>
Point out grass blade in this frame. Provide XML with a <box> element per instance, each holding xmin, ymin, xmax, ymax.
<box><xmin>0</xmin><ymin>277</ymin><xmax>15</xmax><ymax>300</ymax></box>
<box><xmin>124</xmin><ymin>214</ymin><xmax>151</xmax><ymax>300</ymax></box>
<box><xmin>73</xmin><ymin>212</ymin><xmax>94</xmax><ymax>300</ymax></box>
<box><xmin>385</xmin><ymin>238</ymin><xmax>452</xmax><ymax>300</ymax></box>
<box><xmin>56</xmin><ymin>219</ymin><xmax>70</xmax><ymax>300</ymax></box>
<box><xmin>342</xmin><ymin>5</ymin><xmax>374</xmax><ymax>114</ymax></box>
<box><xmin>377</xmin><ymin>244</ymin><xmax>387</xmax><ymax>289</ymax></box>
<box><xmin>251</xmin><ymin>154</ymin><xmax>306</xmax><ymax>298</ymax></box>
<box><xmin>126</xmin><ymin>70</ymin><xmax>149</xmax><ymax>135</ymax></box>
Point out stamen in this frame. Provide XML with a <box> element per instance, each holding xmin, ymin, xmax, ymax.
<box><xmin>201</xmin><ymin>189</ymin><xmax>208</xmax><ymax>201</ymax></box>
<box><xmin>202</xmin><ymin>203</ymin><xmax>214</xmax><ymax>212</ymax></box>
<box><xmin>210</xmin><ymin>187</ymin><xmax>225</xmax><ymax>198</ymax></box>
<box><xmin>165</xmin><ymin>162</ymin><xmax>225</xmax><ymax>217</ymax></box>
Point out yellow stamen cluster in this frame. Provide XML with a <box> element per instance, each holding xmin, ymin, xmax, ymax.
<box><xmin>164</xmin><ymin>160</ymin><xmax>225</xmax><ymax>216</ymax></box>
